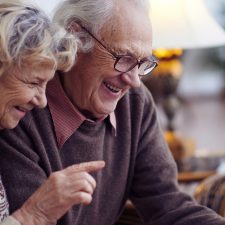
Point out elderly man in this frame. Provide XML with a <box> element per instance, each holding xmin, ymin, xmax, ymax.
<box><xmin>0</xmin><ymin>0</ymin><xmax>225</xmax><ymax>224</ymax></box>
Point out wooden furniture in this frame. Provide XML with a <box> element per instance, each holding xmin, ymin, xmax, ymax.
<box><xmin>178</xmin><ymin>171</ymin><xmax>216</xmax><ymax>183</ymax></box>
<box><xmin>114</xmin><ymin>201</ymin><xmax>142</xmax><ymax>225</ymax></box>
<box><xmin>194</xmin><ymin>174</ymin><xmax>225</xmax><ymax>217</ymax></box>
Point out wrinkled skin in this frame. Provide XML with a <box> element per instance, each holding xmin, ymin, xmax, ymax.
<box><xmin>0</xmin><ymin>66</ymin><xmax>54</xmax><ymax>129</ymax></box>
<box><xmin>12</xmin><ymin>161</ymin><xmax>105</xmax><ymax>225</ymax></box>
<box><xmin>62</xmin><ymin>0</ymin><xmax>152</xmax><ymax>119</ymax></box>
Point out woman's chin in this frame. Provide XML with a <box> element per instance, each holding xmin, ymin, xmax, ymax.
<box><xmin>0</xmin><ymin>120</ymin><xmax>19</xmax><ymax>130</ymax></box>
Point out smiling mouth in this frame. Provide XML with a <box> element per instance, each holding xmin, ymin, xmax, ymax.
<box><xmin>103</xmin><ymin>82</ymin><xmax>122</xmax><ymax>93</ymax></box>
<box><xmin>15</xmin><ymin>106</ymin><xmax>30</xmax><ymax>113</ymax></box>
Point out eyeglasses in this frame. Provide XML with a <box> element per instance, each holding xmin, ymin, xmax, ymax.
<box><xmin>80</xmin><ymin>25</ymin><xmax>158</xmax><ymax>76</ymax></box>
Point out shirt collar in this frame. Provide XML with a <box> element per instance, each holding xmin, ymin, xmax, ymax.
<box><xmin>46</xmin><ymin>72</ymin><xmax>116</xmax><ymax>148</ymax></box>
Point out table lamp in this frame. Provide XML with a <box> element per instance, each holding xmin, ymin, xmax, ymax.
<box><xmin>145</xmin><ymin>0</ymin><xmax>225</xmax><ymax>164</ymax></box>
<box><xmin>151</xmin><ymin>0</ymin><xmax>225</xmax><ymax>49</ymax></box>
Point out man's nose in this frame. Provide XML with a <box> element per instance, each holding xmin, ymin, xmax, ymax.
<box><xmin>120</xmin><ymin>65</ymin><xmax>141</xmax><ymax>88</ymax></box>
<box><xmin>31</xmin><ymin>90</ymin><xmax>47</xmax><ymax>108</ymax></box>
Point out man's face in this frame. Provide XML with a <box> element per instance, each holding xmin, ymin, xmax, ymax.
<box><xmin>62</xmin><ymin>2</ymin><xmax>152</xmax><ymax>119</ymax></box>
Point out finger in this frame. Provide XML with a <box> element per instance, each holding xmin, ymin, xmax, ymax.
<box><xmin>73</xmin><ymin>192</ymin><xmax>93</xmax><ymax>205</ymax></box>
<box><xmin>44</xmin><ymin>170</ymin><xmax>97</xmax><ymax>195</ymax></box>
<box><xmin>60</xmin><ymin>171</ymin><xmax>97</xmax><ymax>192</ymax></box>
<box><xmin>62</xmin><ymin>161</ymin><xmax>105</xmax><ymax>175</ymax></box>
<box><xmin>70</xmin><ymin>179</ymin><xmax>95</xmax><ymax>195</ymax></box>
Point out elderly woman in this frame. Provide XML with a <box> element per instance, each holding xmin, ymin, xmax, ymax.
<box><xmin>0</xmin><ymin>1</ymin><xmax>105</xmax><ymax>225</ymax></box>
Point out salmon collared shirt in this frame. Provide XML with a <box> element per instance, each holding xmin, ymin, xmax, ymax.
<box><xmin>46</xmin><ymin>72</ymin><xmax>117</xmax><ymax>149</ymax></box>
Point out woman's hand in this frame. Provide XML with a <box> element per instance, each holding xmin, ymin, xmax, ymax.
<box><xmin>12</xmin><ymin>160</ymin><xmax>105</xmax><ymax>225</ymax></box>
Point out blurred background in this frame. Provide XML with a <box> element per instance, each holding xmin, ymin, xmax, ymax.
<box><xmin>142</xmin><ymin>0</ymin><xmax>225</xmax><ymax>175</ymax></box>
<box><xmin>172</xmin><ymin>0</ymin><xmax>225</xmax><ymax>153</ymax></box>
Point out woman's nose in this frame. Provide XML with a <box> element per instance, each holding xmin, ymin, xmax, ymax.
<box><xmin>31</xmin><ymin>90</ymin><xmax>47</xmax><ymax>108</ymax></box>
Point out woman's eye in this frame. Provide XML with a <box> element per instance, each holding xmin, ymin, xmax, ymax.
<box><xmin>30</xmin><ymin>80</ymin><xmax>43</xmax><ymax>86</ymax></box>
<box><xmin>30</xmin><ymin>82</ymin><xmax>39</xmax><ymax>86</ymax></box>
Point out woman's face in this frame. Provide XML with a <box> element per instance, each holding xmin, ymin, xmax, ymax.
<box><xmin>0</xmin><ymin>65</ymin><xmax>55</xmax><ymax>129</ymax></box>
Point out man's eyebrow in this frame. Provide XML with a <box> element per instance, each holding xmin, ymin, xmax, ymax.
<box><xmin>110</xmin><ymin>44</ymin><xmax>152</xmax><ymax>59</ymax></box>
<box><xmin>111</xmin><ymin>46</ymin><xmax>136</xmax><ymax>57</ymax></box>
<box><xmin>32</xmin><ymin>77</ymin><xmax>46</xmax><ymax>83</ymax></box>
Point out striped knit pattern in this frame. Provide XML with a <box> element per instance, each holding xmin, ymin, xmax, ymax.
<box><xmin>0</xmin><ymin>177</ymin><xmax>9</xmax><ymax>222</ymax></box>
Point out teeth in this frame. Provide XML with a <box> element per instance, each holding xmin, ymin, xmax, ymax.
<box><xmin>104</xmin><ymin>82</ymin><xmax>121</xmax><ymax>93</ymax></box>
<box><xmin>17</xmin><ymin>107</ymin><xmax>26</xmax><ymax>112</ymax></box>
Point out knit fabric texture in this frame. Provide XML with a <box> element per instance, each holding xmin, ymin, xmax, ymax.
<box><xmin>0</xmin><ymin>176</ymin><xmax>9</xmax><ymax>222</ymax></box>
<box><xmin>0</xmin><ymin>77</ymin><xmax>224</xmax><ymax>225</ymax></box>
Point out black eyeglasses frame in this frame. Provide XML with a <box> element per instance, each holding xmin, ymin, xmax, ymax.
<box><xmin>80</xmin><ymin>25</ymin><xmax>158</xmax><ymax>76</ymax></box>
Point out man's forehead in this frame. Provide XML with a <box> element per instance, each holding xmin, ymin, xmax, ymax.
<box><xmin>100</xmin><ymin>3</ymin><xmax>152</xmax><ymax>58</ymax></box>
<box><xmin>101</xmin><ymin>23</ymin><xmax>152</xmax><ymax>58</ymax></box>
<box><xmin>110</xmin><ymin>42</ymin><xmax>152</xmax><ymax>58</ymax></box>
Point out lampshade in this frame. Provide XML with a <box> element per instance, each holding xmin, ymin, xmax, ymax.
<box><xmin>150</xmin><ymin>0</ymin><xmax>225</xmax><ymax>49</ymax></box>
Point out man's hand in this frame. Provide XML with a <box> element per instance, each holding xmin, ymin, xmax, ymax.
<box><xmin>12</xmin><ymin>161</ymin><xmax>105</xmax><ymax>225</ymax></box>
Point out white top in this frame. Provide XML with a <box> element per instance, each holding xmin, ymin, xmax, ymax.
<box><xmin>0</xmin><ymin>177</ymin><xmax>9</xmax><ymax>222</ymax></box>
<box><xmin>0</xmin><ymin>217</ymin><xmax>21</xmax><ymax>225</ymax></box>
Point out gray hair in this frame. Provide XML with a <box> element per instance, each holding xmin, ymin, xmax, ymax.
<box><xmin>53</xmin><ymin>0</ymin><xmax>149</xmax><ymax>52</ymax></box>
<box><xmin>0</xmin><ymin>0</ymin><xmax>79</xmax><ymax>76</ymax></box>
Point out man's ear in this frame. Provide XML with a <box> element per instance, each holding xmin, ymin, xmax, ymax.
<box><xmin>67</xmin><ymin>22</ymin><xmax>88</xmax><ymax>53</ymax></box>
<box><xmin>67</xmin><ymin>22</ymin><xmax>81</xmax><ymax>33</ymax></box>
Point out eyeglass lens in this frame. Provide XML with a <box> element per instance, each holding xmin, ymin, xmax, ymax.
<box><xmin>115</xmin><ymin>55</ymin><xmax>157</xmax><ymax>76</ymax></box>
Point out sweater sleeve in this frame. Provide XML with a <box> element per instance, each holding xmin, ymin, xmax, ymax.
<box><xmin>129</xmin><ymin>87</ymin><xmax>225</xmax><ymax>225</ymax></box>
<box><xmin>0</xmin><ymin>217</ymin><xmax>21</xmax><ymax>225</ymax></box>
<box><xmin>0</xmin><ymin>120</ymin><xmax>50</xmax><ymax>213</ymax></box>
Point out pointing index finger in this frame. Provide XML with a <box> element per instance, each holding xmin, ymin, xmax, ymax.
<box><xmin>63</xmin><ymin>161</ymin><xmax>105</xmax><ymax>175</ymax></box>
